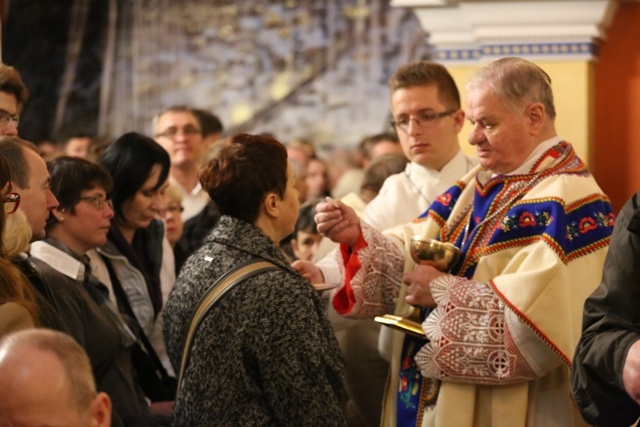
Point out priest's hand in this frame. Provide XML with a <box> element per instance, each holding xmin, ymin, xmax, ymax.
<box><xmin>314</xmin><ymin>198</ymin><xmax>361</xmax><ymax>247</ymax></box>
<box><xmin>403</xmin><ymin>264</ymin><xmax>445</xmax><ymax>308</ymax></box>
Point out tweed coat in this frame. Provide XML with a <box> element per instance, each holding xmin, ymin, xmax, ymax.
<box><xmin>163</xmin><ymin>215</ymin><xmax>346</xmax><ymax>426</ymax></box>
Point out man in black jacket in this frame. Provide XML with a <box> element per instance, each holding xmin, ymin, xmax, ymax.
<box><xmin>572</xmin><ymin>190</ymin><xmax>640</xmax><ymax>427</ymax></box>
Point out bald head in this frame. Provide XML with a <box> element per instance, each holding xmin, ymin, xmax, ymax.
<box><xmin>0</xmin><ymin>329</ymin><xmax>111</xmax><ymax>427</ymax></box>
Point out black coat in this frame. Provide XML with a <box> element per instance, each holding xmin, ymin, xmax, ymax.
<box><xmin>572</xmin><ymin>191</ymin><xmax>640</xmax><ymax>427</ymax></box>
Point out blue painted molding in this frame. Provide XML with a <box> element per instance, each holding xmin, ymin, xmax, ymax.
<box><xmin>435</xmin><ymin>42</ymin><xmax>598</xmax><ymax>61</ymax></box>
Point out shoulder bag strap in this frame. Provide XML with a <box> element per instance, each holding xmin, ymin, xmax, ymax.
<box><xmin>177</xmin><ymin>258</ymin><xmax>278</xmax><ymax>393</ymax></box>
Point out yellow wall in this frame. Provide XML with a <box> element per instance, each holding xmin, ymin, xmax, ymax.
<box><xmin>446</xmin><ymin>61</ymin><xmax>594</xmax><ymax>165</ymax></box>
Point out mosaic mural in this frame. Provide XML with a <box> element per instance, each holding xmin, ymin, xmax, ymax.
<box><xmin>4</xmin><ymin>0</ymin><xmax>426</xmax><ymax>152</ymax></box>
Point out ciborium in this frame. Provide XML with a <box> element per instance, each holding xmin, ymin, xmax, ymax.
<box><xmin>374</xmin><ymin>236</ymin><xmax>461</xmax><ymax>339</ymax></box>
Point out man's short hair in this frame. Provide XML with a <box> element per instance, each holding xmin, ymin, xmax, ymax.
<box><xmin>0</xmin><ymin>329</ymin><xmax>97</xmax><ymax>412</ymax></box>
<box><xmin>0</xmin><ymin>136</ymin><xmax>39</xmax><ymax>189</ymax></box>
<box><xmin>0</xmin><ymin>64</ymin><xmax>29</xmax><ymax>109</ymax></box>
<box><xmin>388</xmin><ymin>61</ymin><xmax>461</xmax><ymax>110</ymax></box>
<box><xmin>192</xmin><ymin>108</ymin><xmax>224</xmax><ymax>138</ymax></box>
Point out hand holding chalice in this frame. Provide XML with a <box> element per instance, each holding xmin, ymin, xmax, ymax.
<box><xmin>374</xmin><ymin>236</ymin><xmax>461</xmax><ymax>339</ymax></box>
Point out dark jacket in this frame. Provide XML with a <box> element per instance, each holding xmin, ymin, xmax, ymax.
<box><xmin>571</xmin><ymin>191</ymin><xmax>640</xmax><ymax>427</ymax></box>
<box><xmin>174</xmin><ymin>200</ymin><xmax>220</xmax><ymax>274</ymax></box>
<box><xmin>163</xmin><ymin>215</ymin><xmax>346</xmax><ymax>427</ymax></box>
<box><xmin>30</xmin><ymin>240</ymin><xmax>155</xmax><ymax>427</ymax></box>
<box><xmin>12</xmin><ymin>254</ymin><xmax>68</xmax><ymax>332</ymax></box>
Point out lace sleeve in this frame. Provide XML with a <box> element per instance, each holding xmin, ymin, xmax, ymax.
<box><xmin>333</xmin><ymin>221</ymin><xmax>405</xmax><ymax>318</ymax></box>
<box><xmin>414</xmin><ymin>275</ymin><xmax>542</xmax><ymax>385</ymax></box>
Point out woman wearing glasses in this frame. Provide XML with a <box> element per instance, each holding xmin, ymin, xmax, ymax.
<box><xmin>29</xmin><ymin>156</ymin><xmax>166</xmax><ymax>426</ymax></box>
<box><xmin>0</xmin><ymin>153</ymin><xmax>38</xmax><ymax>337</ymax></box>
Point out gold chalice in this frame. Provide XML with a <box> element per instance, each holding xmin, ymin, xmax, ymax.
<box><xmin>375</xmin><ymin>236</ymin><xmax>461</xmax><ymax>339</ymax></box>
<box><xmin>409</xmin><ymin>236</ymin><xmax>461</xmax><ymax>271</ymax></box>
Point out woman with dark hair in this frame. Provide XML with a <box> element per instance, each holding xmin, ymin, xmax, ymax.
<box><xmin>0</xmin><ymin>153</ymin><xmax>38</xmax><ymax>336</ymax></box>
<box><xmin>89</xmin><ymin>132</ymin><xmax>176</xmax><ymax>401</ymax></box>
<box><xmin>29</xmin><ymin>156</ymin><xmax>163</xmax><ymax>426</ymax></box>
<box><xmin>163</xmin><ymin>133</ymin><xmax>346</xmax><ymax>426</ymax></box>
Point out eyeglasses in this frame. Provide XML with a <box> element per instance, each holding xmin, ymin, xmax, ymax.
<box><xmin>79</xmin><ymin>195</ymin><xmax>113</xmax><ymax>210</ymax></box>
<box><xmin>154</xmin><ymin>126</ymin><xmax>201</xmax><ymax>139</ymax></box>
<box><xmin>157</xmin><ymin>205</ymin><xmax>184</xmax><ymax>216</ymax></box>
<box><xmin>3</xmin><ymin>192</ymin><xmax>20</xmax><ymax>214</ymax></box>
<box><xmin>390</xmin><ymin>110</ymin><xmax>457</xmax><ymax>133</ymax></box>
<box><xmin>0</xmin><ymin>109</ymin><xmax>19</xmax><ymax>129</ymax></box>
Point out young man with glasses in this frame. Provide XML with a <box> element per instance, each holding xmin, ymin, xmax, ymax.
<box><xmin>294</xmin><ymin>61</ymin><xmax>476</xmax><ymax>427</ymax></box>
<box><xmin>0</xmin><ymin>64</ymin><xmax>29</xmax><ymax>137</ymax></box>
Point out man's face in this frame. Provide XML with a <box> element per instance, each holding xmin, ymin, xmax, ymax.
<box><xmin>390</xmin><ymin>84</ymin><xmax>463</xmax><ymax>171</ymax></box>
<box><xmin>0</xmin><ymin>92</ymin><xmax>20</xmax><ymax>136</ymax></box>
<box><xmin>15</xmin><ymin>149</ymin><xmax>59</xmax><ymax>241</ymax></box>
<box><xmin>64</xmin><ymin>137</ymin><xmax>91</xmax><ymax>158</ymax></box>
<box><xmin>154</xmin><ymin>111</ymin><xmax>205</xmax><ymax>169</ymax></box>
<box><xmin>465</xmin><ymin>87</ymin><xmax>537</xmax><ymax>175</ymax></box>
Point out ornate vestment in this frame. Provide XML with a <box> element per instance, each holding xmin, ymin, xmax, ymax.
<box><xmin>332</xmin><ymin>142</ymin><xmax>613</xmax><ymax>427</ymax></box>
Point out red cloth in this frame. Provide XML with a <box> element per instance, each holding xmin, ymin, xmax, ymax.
<box><xmin>332</xmin><ymin>233</ymin><xmax>367</xmax><ymax>314</ymax></box>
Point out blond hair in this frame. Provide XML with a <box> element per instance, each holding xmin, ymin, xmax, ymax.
<box><xmin>3</xmin><ymin>209</ymin><xmax>31</xmax><ymax>258</ymax></box>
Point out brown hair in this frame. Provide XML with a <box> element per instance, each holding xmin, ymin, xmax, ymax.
<box><xmin>200</xmin><ymin>133</ymin><xmax>288</xmax><ymax>224</ymax></box>
<box><xmin>388</xmin><ymin>61</ymin><xmax>461</xmax><ymax>110</ymax></box>
<box><xmin>0</xmin><ymin>64</ymin><xmax>29</xmax><ymax>110</ymax></box>
<box><xmin>45</xmin><ymin>156</ymin><xmax>113</xmax><ymax>231</ymax></box>
<box><xmin>0</xmin><ymin>136</ymin><xmax>40</xmax><ymax>189</ymax></box>
<box><xmin>358</xmin><ymin>132</ymin><xmax>400</xmax><ymax>161</ymax></box>
<box><xmin>0</xmin><ymin>154</ymin><xmax>38</xmax><ymax>323</ymax></box>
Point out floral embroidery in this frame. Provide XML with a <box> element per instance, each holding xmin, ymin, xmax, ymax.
<box><xmin>437</xmin><ymin>193</ymin><xmax>452</xmax><ymax>206</ymax></box>
<box><xmin>500</xmin><ymin>210</ymin><xmax>554</xmax><ymax>232</ymax></box>
<box><xmin>578</xmin><ymin>217</ymin><xmax>597</xmax><ymax>233</ymax></box>
<box><xmin>566</xmin><ymin>212</ymin><xmax>612</xmax><ymax>240</ymax></box>
<box><xmin>518</xmin><ymin>212</ymin><xmax>536</xmax><ymax>227</ymax></box>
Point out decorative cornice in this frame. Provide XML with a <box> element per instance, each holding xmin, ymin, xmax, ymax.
<box><xmin>391</xmin><ymin>0</ymin><xmax>619</xmax><ymax>63</ymax></box>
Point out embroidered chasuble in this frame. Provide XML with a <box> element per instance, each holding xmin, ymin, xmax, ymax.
<box><xmin>332</xmin><ymin>142</ymin><xmax>613</xmax><ymax>427</ymax></box>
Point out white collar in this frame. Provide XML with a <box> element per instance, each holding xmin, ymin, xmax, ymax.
<box><xmin>406</xmin><ymin>149</ymin><xmax>475</xmax><ymax>182</ymax></box>
<box><xmin>29</xmin><ymin>241</ymin><xmax>85</xmax><ymax>281</ymax></box>
<box><xmin>169</xmin><ymin>175</ymin><xmax>204</xmax><ymax>197</ymax></box>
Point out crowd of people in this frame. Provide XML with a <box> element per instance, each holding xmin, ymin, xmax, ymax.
<box><xmin>0</xmin><ymin>54</ymin><xmax>638</xmax><ymax>427</ymax></box>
